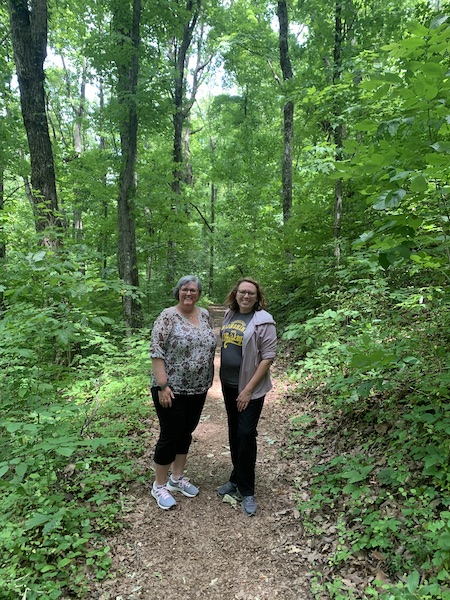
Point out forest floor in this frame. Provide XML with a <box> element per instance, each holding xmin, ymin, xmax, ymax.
<box><xmin>89</xmin><ymin>306</ymin><xmax>319</xmax><ymax>600</ymax></box>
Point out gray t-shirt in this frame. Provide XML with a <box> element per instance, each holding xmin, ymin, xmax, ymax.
<box><xmin>219</xmin><ymin>311</ymin><xmax>255</xmax><ymax>386</ymax></box>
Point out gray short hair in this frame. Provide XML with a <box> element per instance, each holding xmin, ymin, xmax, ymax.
<box><xmin>173</xmin><ymin>275</ymin><xmax>202</xmax><ymax>300</ymax></box>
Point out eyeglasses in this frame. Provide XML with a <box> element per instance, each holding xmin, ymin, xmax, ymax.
<box><xmin>180</xmin><ymin>288</ymin><xmax>198</xmax><ymax>294</ymax></box>
<box><xmin>236</xmin><ymin>290</ymin><xmax>257</xmax><ymax>297</ymax></box>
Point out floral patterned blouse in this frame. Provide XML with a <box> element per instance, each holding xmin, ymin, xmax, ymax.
<box><xmin>150</xmin><ymin>306</ymin><xmax>217</xmax><ymax>394</ymax></box>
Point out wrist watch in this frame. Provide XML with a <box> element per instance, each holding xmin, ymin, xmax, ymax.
<box><xmin>156</xmin><ymin>383</ymin><xmax>169</xmax><ymax>391</ymax></box>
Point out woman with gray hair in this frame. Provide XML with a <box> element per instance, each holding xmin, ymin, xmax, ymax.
<box><xmin>149</xmin><ymin>275</ymin><xmax>216</xmax><ymax>510</ymax></box>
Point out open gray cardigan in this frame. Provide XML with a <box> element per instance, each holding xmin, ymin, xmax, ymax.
<box><xmin>221</xmin><ymin>308</ymin><xmax>277</xmax><ymax>399</ymax></box>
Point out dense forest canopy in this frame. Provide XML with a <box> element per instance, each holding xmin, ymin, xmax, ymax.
<box><xmin>2</xmin><ymin>0</ymin><xmax>450</xmax><ymax>598</ymax></box>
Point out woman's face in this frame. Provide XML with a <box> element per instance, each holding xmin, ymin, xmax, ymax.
<box><xmin>178</xmin><ymin>281</ymin><xmax>199</xmax><ymax>308</ymax></box>
<box><xmin>235</xmin><ymin>281</ymin><xmax>258</xmax><ymax>314</ymax></box>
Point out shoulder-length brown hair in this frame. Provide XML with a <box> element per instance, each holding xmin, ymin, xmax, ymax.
<box><xmin>224</xmin><ymin>278</ymin><xmax>267</xmax><ymax>312</ymax></box>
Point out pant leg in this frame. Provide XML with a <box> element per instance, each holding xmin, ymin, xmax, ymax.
<box><xmin>222</xmin><ymin>384</ymin><xmax>239</xmax><ymax>484</ymax></box>
<box><xmin>234</xmin><ymin>396</ymin><xmax>264</xmax><ymax>496</ymax></box>
<box><xmin>222</xmin><ymin>384</ymin><xmax>265</xmax><ymax>496</ymax></box>
<box><xmin>152</xmin><ymin>388</ymin><xmax>207</xmax><ymax>465</ymax></box>
<box><xmin>175</xmin><ymin>392</ymin><xmax>207</xmax><ymax>454</ymax></box>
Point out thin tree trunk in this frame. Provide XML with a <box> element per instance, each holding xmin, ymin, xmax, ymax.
<box><xmin>209</xmin><ymin>182</ymin><xmax>216</xmax><ymax>297</ymax></box>
<box><xmin>277</xmin><ymin>0</ymin><xmax>294</xmax><ymax>224</ymax></box>
<box><xmin>333</xmin><ymin>0</ymin><xmax>344</xmax><ymax>266</ymax></box>
<box><xmin>112</xmin><ymin>0</ymin><xmax>142</xmax><ymax>332</ymax></box>
<box><xmin>61</xmin><ymin>54</ymin><xmax>87</xmax><ymax>244</ymax></box>
<box><xmin>171</xmin><ymin>0</ymin><xmax>200</xmax><ymax>193</ymax></box>
<box><xmin>0</xmin><ymin>165</ymin><xmax>5</xmax><ymax>313</ymax></box>
<box><xmin>184</xmin><ymin>23</ymin><xmax>212</xmax><ymax>186</ymax></box>
<box><xmin>98</xmin><ymin>78</ymin><xmax>109</xmax><ymax>275</ymax></box>
<box><xmin>167</xmin><ymin>0</ymin><xmax>200</xmax><ymax>280</ymax></box>
<box><xmin>8</xmin><ymin>0</ymin><xmax>62</xmax><ymax>244</ymax></box>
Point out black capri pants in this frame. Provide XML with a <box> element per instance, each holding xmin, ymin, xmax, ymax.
<box><xmin>151</xmin><ymin>387</ymin><xmax>207</xmax><ymax>466</ymax></box>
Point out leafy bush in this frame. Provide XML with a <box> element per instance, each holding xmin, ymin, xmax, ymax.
<box><xmin>0</xmin><ymin>250</ymin><xmax>153</xmax><ymax>598</ymax></box>
<box><xmin>284</xmin><ymin>272</ymin><xmax>450</xmax><ymax>599</ymax></box>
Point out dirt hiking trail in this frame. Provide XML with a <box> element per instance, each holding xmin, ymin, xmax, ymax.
<box><xmin>90</xmin><ymin>306</ymin><xmax>314</xmax><ymax>600</ymax></box>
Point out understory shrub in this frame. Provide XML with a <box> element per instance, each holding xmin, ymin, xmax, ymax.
<box><xmin>284</xmin><ymin>279</ymin><xmax>450</xmax><ymax>599</ymax></box>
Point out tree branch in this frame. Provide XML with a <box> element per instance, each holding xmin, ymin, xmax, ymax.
<box><xmin>189</xmin><ymin>202</ymin><xmax>213</xmax><ymax>232</ymax></box>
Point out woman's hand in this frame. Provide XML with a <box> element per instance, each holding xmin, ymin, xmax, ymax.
<box><xmin>158</xmin><ymin>387</ymin><xmax>174</xmax><ymax>408</ymax></box>
<box><xmin>236</xmin><ymin>388</ymin><xmax>252</xmax><ymax>412</ymax></box>
<box><xmin>236</xmin><ymin>358</ymin><xmax>273</xmax><ymax>412</ymax></box>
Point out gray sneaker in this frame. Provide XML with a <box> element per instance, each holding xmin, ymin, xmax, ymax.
<box><xmin>242</xmin><ymin>495</ymin><xmax>257</xmax><ymax>516</ymax></box>
<box><xmin>166</xmin><ymin>476</ymin><xmax>199</xmax><ymax>497</ymax></box>
<box><xmin>216</xmin><ymin>481</ymin><xmax>239</xmax><ymax>497</ymax></box>
<box><xmin>151</xmin><ymin>484</ymin><xmax>177</xmax><ymax>510</ymax></box>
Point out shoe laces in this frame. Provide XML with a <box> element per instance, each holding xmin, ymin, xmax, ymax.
<box><xmin>156</xmin><ymin>485</ymin><xmax>172</xmax><ymax>499</ymax></box>
<box><xmin>176</xmin><ymin>476</ymin><xmax>190</xmax><ymax>488</ymax></box>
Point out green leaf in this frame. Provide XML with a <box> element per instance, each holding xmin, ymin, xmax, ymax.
<box><xmin>413</xmin><ymin>75</ymin><xmax>438</xmax><ymax>100</ymax></box>
<box><xmin>43</xmin><ymin>508</ymin><xmax>66</xmax><ymax>534</ymax></box>
<box><xmin>15</xmin><ymin>462</ymin><xmax>28</xmax><ymax>479</ymax></box>
<box><xmin>430</xmin><ymin>14</ymin><xmax>449</xmax><ymax>29</ymax></box>
<box><xmin>57</xmin><ymin>558</ymin><xmax>72</xmax><ymax>568</ymax></box>
<box><xmin>406</xmin><ymin>570</ymin><xmax>420</xmax><ymax>593</ymax></box>
<box><xmin>341</xmin><ymin>465</ymin><xmax>374</xmax><ymax>483</ymax></box>
<box><xmin>431</xmin><ymin>142</ymin><xmax>450</xmax><ymax>153</ymax></box>
<box><xmin>40</xmin><ymin>565</ymin><xmax>56</xmax><ymax>573</ymax></box>
<box><xmin>410</xmin><ymin>174</ymin><xmax>428</xmax><ymax>193</ymax></box>
<box><xmin>4</xmin><ymin>422</ymin><xmax>23</xmax><ymax>433</ymax></box>
<box><xmin>32</xmin><ymin>250</ymin><xmax>47</xmax><ymax>262</ymax></box>
<box><xmin>436</xmin><ymin>533</ymin><xmax>450</xmax><ymax>550</ymax></box>
<box><xmin>373</xmin><ymin>189</ymin><xmax>406</xmax><ymax>210</ymax></box>
<box><xmin>24</xmin><ymin>512</ymin><xmax>52</xmax><ymax>530</ymax></box>
<box><xmin>354</xmin><ymin>119</ymin><xmax>377</xmax><ymax>132</ymax></box>
<box><xmin>379</xmin><ymin>252</ymin><xmax>392</xmax><ymax>270</ymax></box>
<box><xmin>56</xmin><ymin>446</ymin><xmax>76</xmax><ymax>457</ymax></box>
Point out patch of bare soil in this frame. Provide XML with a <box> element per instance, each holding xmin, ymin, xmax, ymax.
<box><xmin>89</xmin><ymin>310</ymin><xmax>315</xmax><ymax>600</ymax></box>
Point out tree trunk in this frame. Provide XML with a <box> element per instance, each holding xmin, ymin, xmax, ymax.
<box><xmin>166</xmin><ymin>0</ymin><xmax>201</xmax><ymax>279</ymax></box>
<box><xmin>333</xmin><ymin>0</ymin><xmax>344</xmax><ymax>266</ymax></box>
<box><xmin>277</xmin><ymin>0</ymin><xmax>294</xmax><ymax>224</ymax></box>
<box><xmin>0</xmin><ymin>165</ymin><xmax>5</xmax><ymax>313</ymax></box>
<box><xmin>171</xmin><ymin>0</ymin><xmax>201</xmax><ymax>195</ymax></box>
<box><xmin>184</xmin><ymin>23</ymin><xmax>212</xmax><ymax>187</ymax></box>
<box><xmin>209</xmin><ymin>182</ymin><xmax>216</xmax><ymax>297</ymax></box>
<box><xmin>112</xmin><ymin>0</ymin><xmax>142</xmax><ymax>332</ymax></box>
<box><xmin>61</xmin><ymin>54</ymin><xmax>87</xmax><ymax>244</ymax></box>
<box><xmin>8</xmin><ymin>0</ymin><xmax>62</xmax><ymax>243</ymax></box>
<box><xmin>98</xmin><ymin>78</ymin><xmax>109</xmax><ymax>276</ymax></box>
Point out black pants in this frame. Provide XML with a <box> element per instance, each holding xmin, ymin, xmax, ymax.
<box><xmin>222</xmin><ymin>383</ymin><xmax>265</xmax><ymax>497</ymax></box>
<box><xmin>151</xmin><ymin>388</ymin><xmax>207</xmax><ymax>466</ymax></box>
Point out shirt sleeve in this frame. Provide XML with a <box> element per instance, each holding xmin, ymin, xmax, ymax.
<box><xmin>258</xmin><ymin>323</ymin><xmax>277</xmax><ymax>360</ymax></box>
<box><xmin>150</xmin><ymin>310</ymin><xmax>173</xmax><ymax>359</ymax></box>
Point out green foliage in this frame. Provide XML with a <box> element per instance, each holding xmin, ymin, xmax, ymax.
<box><xmin>3</xmin><ymin>0</ymin><xmax>450</xmax><ymax>597</ymax></box>
<box><xmin>286</xmin><ymin>261</ymin><xmax>450</xmax><ymax>598</ymax></box>
<box><xmin>0</xmin><ymin>250</ymin><xmax>152</xmax><ymax>598</ymax></box>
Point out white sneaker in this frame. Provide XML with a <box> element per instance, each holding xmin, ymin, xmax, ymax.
<box><xmin>166</xmin><ymin>476</ymin><xmax>199</xmax><ymax>497</ymax></box>
<box><xmin>151</xmin><ymin>484</ymin><xmax>176</xmax><ymax>510</ymax></box>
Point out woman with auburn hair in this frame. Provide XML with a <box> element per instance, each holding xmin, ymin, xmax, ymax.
<box><xmin>217</xmin><ymin>278</ymin><xmax>277</xmax><ymax>516</ymax></box>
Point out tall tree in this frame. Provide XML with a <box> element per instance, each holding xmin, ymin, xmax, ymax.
<box><xmin>165</xmin><ymin>0</ymin><xmax>201</xmax><ymax>281</ymax></box>
<box><xmin>277</xmin><ymin>0</ymin><xmax>294</xmax><ymax>224</ymax></box>
<box><xmin>111</xmin><ymin>0</ymin><xmax>142</xmax><ymax>331</ymax></box>
<box><xmin>292</xmin><ymin>0</ymin><xmax>410</xmax><ymax>270</ymax></box>
<box><xmin>170</xmin><ymin>0</ymin><xmax>201</xmax><ymax>195</ymax></box>
<box><xmin>0</xmin><ymin>165</ymin><xmax>4</xmax><ymax>313</ymax></box>
<box><xmin>332</xmin><ymin>0</ymin><xmax>344</xmax><ymax>266</ymax></box>
<box><xmin>8</xmin><ymin>0</ymin><xmax>63</xmax><ymax>244</ymax></box>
